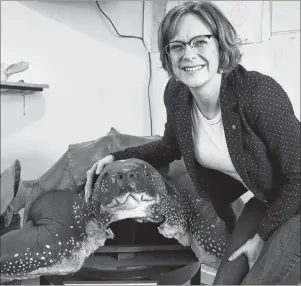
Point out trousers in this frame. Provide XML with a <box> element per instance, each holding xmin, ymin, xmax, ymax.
<box><xmin>213</xmin><ymin>197</ymin><xmax>300</xmax><ymax>285</ymax></box>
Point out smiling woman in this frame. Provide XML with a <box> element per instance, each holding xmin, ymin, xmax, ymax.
<box><xmin>158</xmin><ymin>2</ymin><xmax>242</xmax><ymax>81</ymax></box>
<box><xmin>87</xmin><ymin>1</ymin><xmax>300</xmax><ymax>285</ymax></box>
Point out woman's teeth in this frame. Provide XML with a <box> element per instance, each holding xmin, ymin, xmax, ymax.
<box><xmin>183</xmin><ymin>65</ymin><xmax>205</xmax><ymax>72</ymax></box>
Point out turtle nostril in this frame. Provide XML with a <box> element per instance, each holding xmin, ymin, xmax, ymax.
<box><xmin>129</xmin><ymin>172</ymin><xmax>135</xmax><ymax>178</ymax></box>
<box><xmin>117</xmin><ymin>174</ymin><xmax>123</xmax><ymax>180</ymax></box>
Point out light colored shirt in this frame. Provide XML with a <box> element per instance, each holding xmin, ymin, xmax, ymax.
<box><xmin>191</xmin><ymin>99</ymin><xmax>248</xmax><ymax>190</ymax></box>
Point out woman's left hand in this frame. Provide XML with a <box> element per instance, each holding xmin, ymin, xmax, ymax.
<box><xmin>228</xmin><ymin>233</ymin><xmax>265</xmax><ymax>270</ymax></box>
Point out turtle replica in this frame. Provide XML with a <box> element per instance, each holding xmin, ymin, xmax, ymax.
<box><xmin>1</xmin><ymin>128</ymin><xmax>243</xmax><ymax>282</ymax></box>
<box><xmin>90</xmin><ymin>158</ymin><xmax>231</xmax><ymax>265</ymax></box>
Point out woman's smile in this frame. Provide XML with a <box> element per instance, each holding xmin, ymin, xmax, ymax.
<box><xmin>181</xmin><ymin>64</ymin><xmax>206</xmax><ymax>73</ymax></box>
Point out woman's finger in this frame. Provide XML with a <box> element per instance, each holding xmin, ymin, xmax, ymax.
<box><xmin>248</xmin><ymin>257</ymin><xmax>255</xmax><ymax>270</ymax></box>
<box><xmin>228</xmin><ymin>244</ymin><xmax>246</xmax><ymax>261</ymax></box>
<box><xmin>85</xmin><ymin>163</ymin><xmax>97</xmax><ymax>202</ymax></box>
<box><xmin>248</xmin><ymin>249</ymin><xmax>261</xmax><ymax>270</ymax></box>
<box><xmin>96</xmin><ymin>162</ymin><xmax>103</xmax><ymax>175</ymax></box>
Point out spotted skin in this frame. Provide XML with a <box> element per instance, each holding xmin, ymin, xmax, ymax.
<box><xmin>94</xmin><ymin>159</ymin><xmax>229</xmax><ymax>265</ymax></box>
<box><xmin>1</xmin><ymin>190</ymin><xmax>114</xmax><ymax>282</ymax></box>
<box><xmin>92</xmin><ymin>159</ymin><xmax>167</xmax><ymax>217</ymax></box>
<box><xmin>154</xmin><ymin>180</ymin><xmax>229</xmax><ymax>268</ymax></box>
<box><xmin>1</xmin><ymin>159</ymin><xmax>230</xmax><ymax>281</ymax></box>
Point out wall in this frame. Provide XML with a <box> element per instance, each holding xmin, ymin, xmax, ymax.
<box><xmin>1</xmin><ymin>1</ymin><xmax>300</xmax><ymax>181</ymax></box>
<box><xmin>1</xmin><ymin>1</ymin><xmax>151</xmax><ymax>179</ymax></box>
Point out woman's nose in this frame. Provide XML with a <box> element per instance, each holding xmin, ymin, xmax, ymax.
<box><xmin>182</xmin><ymin>45</ymin><xmax>197</xmax><ymax>60</ymax></box>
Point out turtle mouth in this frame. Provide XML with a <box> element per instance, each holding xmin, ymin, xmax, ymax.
<box><xmin>103</xmin><ymin>192</ymin><xmax>157</xmax><ymax>209</ymax></box>
<box><xmin>102</xmin><ymin>191</ymin><xmax>189</xmax><ymax>244</ymax></box>
<box><xmin>102</xmin><ymin>191</ymin><xmax>162</xmax><ymax>222</ymax></box>
<box><xmin>100</xmin><ymin>190</ymin><xmax>190</xmax><ymax>246</ymax></box>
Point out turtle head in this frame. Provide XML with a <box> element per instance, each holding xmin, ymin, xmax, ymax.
<box><xmin>90</xmin><ymin>159</ymin><xmax>192</xmax><ymax>246</ymax></box>
<box><xmin>90</xmin><ymin>159</ymin><xmax>166</xmax><ymax>224</ymax></box>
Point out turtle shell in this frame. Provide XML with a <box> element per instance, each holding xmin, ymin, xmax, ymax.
<box><xmin>23</xmin><ymin>128</ymin><xmax>163</xmax><ymax>223</ymax></box>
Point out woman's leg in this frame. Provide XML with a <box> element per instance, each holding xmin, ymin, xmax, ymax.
<box><xmin>213</xmin><ymin>197</ymin><xmax>267</xmax><ymax>285</ymax></box>
<box><xmin>241</xmin><ymin>214</ymin><xmax>300</xmax><ymax>285</ymax></box>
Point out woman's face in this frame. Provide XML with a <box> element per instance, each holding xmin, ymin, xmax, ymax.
<box><xmin>168</xmin><ymin>14</ymin><xmax>220</xmax><ymax>88</ymax></box>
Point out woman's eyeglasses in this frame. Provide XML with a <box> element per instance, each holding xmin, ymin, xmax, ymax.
<box><xmin>165</xmin><ymin>35</ymin><xmax>215</xmax><ymax>58</ymax></box>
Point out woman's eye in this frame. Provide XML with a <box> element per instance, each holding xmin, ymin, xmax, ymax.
<box><xmin>194</xmin><ymin>40</ymin><xmax>206</xmax><ymax>47</ymax></box>
<box><xmin>171</xmin><ymin>44</ymin><xmax>184</xmax><ymax>51</ymax></box>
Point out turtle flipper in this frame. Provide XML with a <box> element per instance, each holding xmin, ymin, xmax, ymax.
<box><xmin>1</xmin><ymin>160</ymin><xmax>21</xmax><ymax>227</ymax></box>
<box><xmin>190</xmin><ymin>198</ymin><xmax>230</xmax><ymax>259</ymax></box>
<box><xmin>159</xmin><ymin>179</ymin><xmax>230</xmax><ymax>263</ymax></box>
<box><xmin>0</xmin><ymin>190</ymin><xmax>101</xmax><ymax>282</ymax></box>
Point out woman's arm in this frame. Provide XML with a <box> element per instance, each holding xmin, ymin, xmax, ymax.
<box><xmin>247</xmin><ymin>75</ymin><xmax>300</xmax><ymax>240</ymax></box>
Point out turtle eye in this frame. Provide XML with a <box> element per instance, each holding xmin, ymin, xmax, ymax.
<box><xmin>145</xmin><ymin>171</ymin><xmax>152</xmax><ymax>179</ymax></box>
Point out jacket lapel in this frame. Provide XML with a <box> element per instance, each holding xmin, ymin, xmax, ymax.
<box><xmin>173</xmin><ymin>74</ymin><xmax>252</xmax><ymax>190</ymax></box>
<box><xmin>220</xmin><ymin>73</ymin><xmax>252</xmax><ymax>189</ymax></box>
<box><xmin>173</xmin><ymin>84</ymin><xmax>199</xmax><ymax>182</ymax></box>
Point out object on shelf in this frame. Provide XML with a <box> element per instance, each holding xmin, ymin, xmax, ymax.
<box><xmin>1</xmin><ymin>61</ymin><xmax>29</xmax><ymax>81</ymax></box>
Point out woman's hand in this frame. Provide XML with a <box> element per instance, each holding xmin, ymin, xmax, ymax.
<box><xmin>84</xmin><ymin>155</ymin><xmax>114</xmax><ymax>202</ymax></box>
<box><xmin>228</xmin><ymin>233</ymin><xmax>265</xmax><ymax>270</ymax></box>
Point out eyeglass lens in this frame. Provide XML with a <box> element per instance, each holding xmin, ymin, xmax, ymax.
<box><xmin>166</xmin><ymin>35</ymin><xmax>213</xmax><ymax>57</ymax></box>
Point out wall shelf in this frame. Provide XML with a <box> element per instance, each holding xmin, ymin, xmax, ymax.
<box><xmin>0</xmin><ymin>81</ymin><xmax>49</xmax><ymax>92</ymax></box>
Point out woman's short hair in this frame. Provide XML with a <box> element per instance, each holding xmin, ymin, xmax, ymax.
<box><xmin>158</xmin><ymin>1</ymin><xmax>242</xmax><ymax>78</ymax></box>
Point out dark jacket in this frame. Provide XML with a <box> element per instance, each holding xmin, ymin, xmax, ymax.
<box><xmin>113</xmin><ymin>64</ymin><xmax>300</xmax><ymax>240</ymax></box>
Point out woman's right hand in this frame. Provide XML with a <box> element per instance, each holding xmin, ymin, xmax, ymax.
<box><xmin>84</xmin><ymin>154</ymin><xmax>114</xmax><ymax>202</ymax></box>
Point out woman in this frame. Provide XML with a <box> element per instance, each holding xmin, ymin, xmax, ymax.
<box><xmin>85</xmin><ymin>1</ymin><xmax>300</xmax><ymax>284</ymax></box>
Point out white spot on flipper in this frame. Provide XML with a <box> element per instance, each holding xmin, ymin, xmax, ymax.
<box><xmin>46</xmin><ymin>245</ymin><xmax>50</xmax><ymax>249</ymax></box>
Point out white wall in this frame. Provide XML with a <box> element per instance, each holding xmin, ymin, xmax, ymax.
<box><xmin>1</xmin><ymin>1</ymin><xmax>300</xmax><ymax>181</ymax></box>
<box><xmin>1</xmin><ymin>1</ymin><xmax>151</xmax><ymax>179</ymax></box>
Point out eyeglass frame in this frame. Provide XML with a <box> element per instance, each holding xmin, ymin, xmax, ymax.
<box><xmin>165</xmin><ymin>34</ymin><xmax>215</xmax><ymax>57</ymax></box>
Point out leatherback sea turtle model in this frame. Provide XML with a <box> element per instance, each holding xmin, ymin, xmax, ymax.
<box><xmin>1</xmin><ymin>129</ymin><xmax>243</xmax><ymax>282</ymax></box>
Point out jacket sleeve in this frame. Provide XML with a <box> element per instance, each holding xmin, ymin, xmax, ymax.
<box><xmin>248</xmin><ymin>75</ymin><xmax>300</xmax><ymax>240</ymax></box>
<box><xmin>111</xmin><ymin>79</ymin><xmax>182</xmax><ymax>169</ymax></box>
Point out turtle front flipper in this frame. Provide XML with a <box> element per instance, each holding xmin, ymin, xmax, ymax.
<box><xmin>1</xmin><ymin>190</ymin><xmax>109</xmax><ymax>282</ymax></box>
<box><xmin>157</xmin><ymin>179</ymin><xmax>230</xmax><ymax>269</ymax></box>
